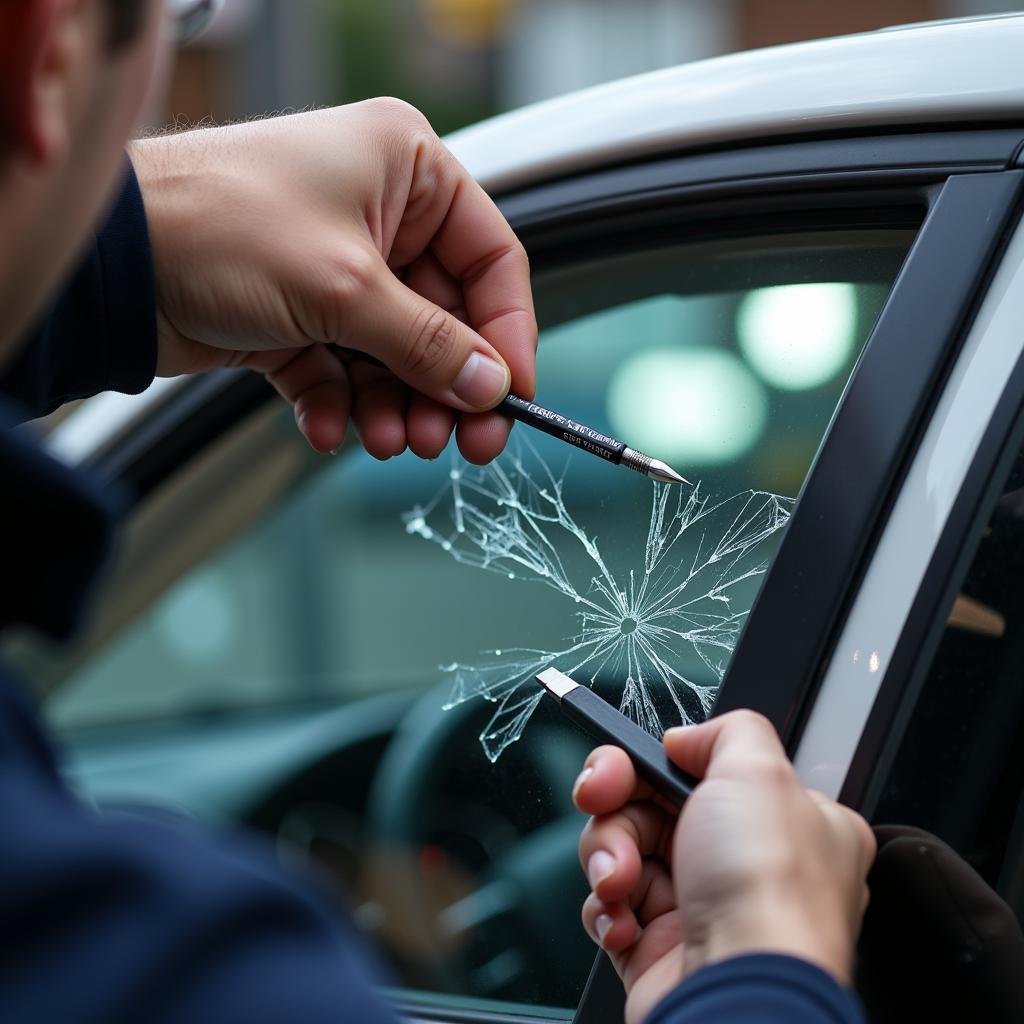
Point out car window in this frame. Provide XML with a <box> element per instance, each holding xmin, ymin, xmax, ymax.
<box><xmin>46</xmin><ymin>226</ymin><xmax>914</xmax><ymax>1014</ymax></box>
<box><xmin>871</xmin><ymin>423</ymin><xmax>1024</xmax><ymax>918</ymax></box>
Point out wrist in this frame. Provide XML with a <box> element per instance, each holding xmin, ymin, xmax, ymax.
<box><xmin>685</xmin><ymin>890</ymin><xmax>854</xmax><ymax>986</ymax></box>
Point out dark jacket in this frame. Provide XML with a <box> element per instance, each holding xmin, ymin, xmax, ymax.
<box><xmin>0</xmin><ymin>164</ymin><xmax>863</xmax><ymax>1024</ymax></box>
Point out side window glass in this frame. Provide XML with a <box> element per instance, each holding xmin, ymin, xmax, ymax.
<box><xmin>873</xmin><ymin>428</ymin><xmax>1024</xmax><ymax>913</ymax></box>
<box><xmin>47</xmin><ymin>227</ymin><xmax>914</xmax><ymax>1013</ymax></box>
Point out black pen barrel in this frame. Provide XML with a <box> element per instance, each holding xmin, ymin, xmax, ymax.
<box><xmin>334</xmin><ymin>347</ymin><xmax>661</xmax><ymax>477</ymax></box>
<box><xmin>501</xmin><ymin>394</ymin><xmax>627</xmax><ymax>465</ymax></box>
<box><xmin>561</xmin><ymin>687</ymin><xmax>697</xmax><ymax>806</ymax></box>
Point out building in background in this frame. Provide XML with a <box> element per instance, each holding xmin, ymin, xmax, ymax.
<box><xmin>153</xmin><ymin>0</ymin><xmax>1021</xmax><ymax>139</ymax></box>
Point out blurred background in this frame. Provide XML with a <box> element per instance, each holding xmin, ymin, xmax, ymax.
<box><xmin>158</xmin><ymin>0</ymin><xmax>1023</xmax><ymax>137</ymax></box>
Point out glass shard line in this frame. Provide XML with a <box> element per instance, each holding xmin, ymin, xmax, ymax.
<box><xmin>404</xmin><ymin>447</ymin><xmax>793</xmax><ymax>761</ymax></box>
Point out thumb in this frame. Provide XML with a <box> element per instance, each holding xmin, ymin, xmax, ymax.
<box><xmin>350</xmin><ymin>258</ymin><xmax>512</xmax><ymax>412</ymax></box>
<box><xmin>663</xmin><ymin>710</ymin><xmax>788</xmax><ymax>781</ymax></box>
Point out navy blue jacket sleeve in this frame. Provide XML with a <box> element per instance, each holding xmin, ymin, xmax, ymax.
<box><xmin>0</xmin><ymin>667</ymin><xmax>402</xmax><ymax>1024</ymax></box>
<box><xmin>646</xmin><ymin>955</ymin><xmax>865</xmax><ymax>1024</ymax></box>
<box><xmin>0</xmin><ymin>160</ymin><xmax>158</xmax><ymax>420</ymax></box>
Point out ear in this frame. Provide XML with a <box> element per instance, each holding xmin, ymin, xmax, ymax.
<box><xmin>0</xmin><ymin>0</ymin><xmax>77</xmax><ymax>166</ymax></box>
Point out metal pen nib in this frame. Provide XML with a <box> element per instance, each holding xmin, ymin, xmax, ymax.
<box><xmin>621</xmin><ymin>447</ymin><xmax>691</xmax><ymax>485</ymax></box>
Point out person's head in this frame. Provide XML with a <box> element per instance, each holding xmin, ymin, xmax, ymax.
<box><xmin>0</xmin><ymin>0</ymin><xmax>166</xmax><ymax>366</ymax></box>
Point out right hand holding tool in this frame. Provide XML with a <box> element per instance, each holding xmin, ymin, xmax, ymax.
<box><xmin>573</xmin><ymin>710</ymin><xmax>876</xmax><ymax>1024</ymax></box>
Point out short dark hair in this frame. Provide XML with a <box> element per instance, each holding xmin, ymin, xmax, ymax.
<box><xmin>104</xmin><ymin>0</ymin><xmax>149</xmax><ymax>50</ymax></box>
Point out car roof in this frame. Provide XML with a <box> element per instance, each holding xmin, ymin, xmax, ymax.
<box><xmin>447</xmin><ymin>14</ymin><xmax>1024</xmax><ymax>195</ymax></box>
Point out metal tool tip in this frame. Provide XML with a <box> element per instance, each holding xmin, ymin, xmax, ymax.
<box><xmin>648</xmin><ymin>459</ymin><xmax>691</xmax><ymax>486</ymax></box>
<box><xmin>536</xmin><ymin>667</ymin><xmax>579</xmax><ymax>700</ymax></box>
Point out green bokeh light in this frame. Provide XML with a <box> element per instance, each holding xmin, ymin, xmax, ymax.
<box><xmin>737</xmin><ymin>283</ymin><xmax>857</xmax><ymax>391</ymax></box>
<box><xmin>607</xmin><ymin>347</ymin><xmax>768</xmax><ymax>465</ymax></box>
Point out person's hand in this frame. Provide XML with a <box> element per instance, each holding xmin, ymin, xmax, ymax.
<box><xmin>128</xmin><ymin>99</ymin><xmax>536</xmax><ymax>464</ymax></box>
<box><xmin>573</xmin><ymin>710</ymin><xmax>876</xmax><ymax>1024</ymax></box>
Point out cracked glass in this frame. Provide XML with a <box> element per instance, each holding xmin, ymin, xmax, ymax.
<box><xmin>406</xmin><ymin>451</ymin><xmax>792</xmax><ymax>760</ymax></box>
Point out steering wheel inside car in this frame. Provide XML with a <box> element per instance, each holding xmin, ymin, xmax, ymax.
<box><xmin>364</xmin><ymin>681</ymin><xmax>595</xmax><ymax>1005</ymax></box>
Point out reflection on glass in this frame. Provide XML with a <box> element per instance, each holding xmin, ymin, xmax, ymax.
<box><xmin>607</xmin><ymin>344</ymin><xmax>768</xmax><ymax>464</ymax></box>
<box><xmin>737</xmin><ymin>282</ymin><xmax>858</xmax><ymax>391</ymax></box>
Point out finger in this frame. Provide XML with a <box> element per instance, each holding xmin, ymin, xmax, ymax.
<box><xmin>390</xmin><ymin>141</ymin><xmax>537</xmax><ymax>401</ymax></box>
<box><xmin>579</xmin><ymin>802</ymin><xmax>674</xmax><ymax>902</ymax></box>
<box><xmin>454</xmin><ymin>410</ymin><xmax>513</xmax><ymax>465</ymax></box>
<box><xmin>573</xmin><ymin>746</ymin><xmax>650</xmax><ymax>816</ymax></box>
<box><xmin>403</xmin><ymin>249</ymin><xmax>464</xmax><ymax>315</ymax></box>
<box><xmin>573</xmin><ymin>745</ymin><xmax>679</xmax><ymax>816</ymax></box>
<box><xmin>581</xmin><ymin>862</ymin><xmax>678</xmax><ymax>953</ymax></box>
<box><xmin>662</xmin><ymin>709</ymin><xmax>788</xmax><ymax>782</ymax></box>
<box><xmin>345</xmin><ymin>249</ymin><xmax>513</xmax><ymax>413</ymax></box>
<box><xmin>631</xmin><ymin>861</ymin><xmax>677</xmax><ymax>924</ymax></box>
<box><xmin>852</xmin><ymin>810</ymin><xmax>878</xmax><ymax>867</ymax></box>
<box><xmin>407</xmin><ymin>392</ymin><xmax>457</xmax><ymax>460</ymax></box>
<box><xmin>402</xmin><ymin>254</ymin><xmax>465</xmax><ymax>458</ymax></box>
<box><xmin>427</xmin><ymin>162</ymin><xmax>537</xmax><ymax>400</ymax></box>
<box><xmin>360</xmin><ymin>247</ymin><xmax>518</xmax><ymax>460</ymax></box>
<box><xmin>582</xmin><ymin>893</ymin><xmax>640</xmax><ymax>953</ymax></box>
<box><xmin>811</xmin><ymin>795</ymin><xmax>877</xmax><ymax>870</ymax></box>
<box><xmin>347</xmin><ymin>360</ymin><xmax>408</xmax><ymax>459</ymax></box>
<box><xmin>253</xmin><ymin>344</ymin><xmax>350</xmax><ymax>453</ymax></box>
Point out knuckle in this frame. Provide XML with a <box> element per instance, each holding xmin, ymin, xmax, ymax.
<box><xmin>511</xmin><ymin>239</ymin><xmax>530</xmax><ymax>273</ymax></box>
<box><xmin>365</xmin><ymin>96</ymin><xmax>431</xmax><ymax>130</ymax></box>
<box><xmin>759</xmin><ymin>755</ymin><xmax>797</xmax><ymax>789</ymax></box>
<box><xmin>578</xmin><ymin>818</ymin><xmax>595</xmax><ymax>851</ymax></box>
<box><xmin>329</xmin><ymin>249</ymin><xmax>377</xmax><ymax>310</ymax></box>
<box><xmin>402</xmin><ymin>307</ymin><xmax>457</xmax><ymax>377</ymax></box>
<box><xmin>731</xmin><ymin>708</ymin><xmax>771</xmax><ymax>730</ymax></box>
<box><xmin>730</xmin><ymin>709</ymin><xmax>781</xmax><ymax>743</ymax></box>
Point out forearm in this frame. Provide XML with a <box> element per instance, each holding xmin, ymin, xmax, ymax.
<box><xmin>0</xmin><ymin>159</ymin><xmax>157</xmax><ymax>421</ymax></box>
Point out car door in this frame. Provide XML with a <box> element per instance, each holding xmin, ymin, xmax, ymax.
<box><xmin>791</xmin><ymin>142</ymin><xmax>1024</xmax><ymax>951</ymax></box>
<box><xmin>23</xmin><ymin>126</ymin><xmax>1024</xmax><ymax>1024</ymax></box>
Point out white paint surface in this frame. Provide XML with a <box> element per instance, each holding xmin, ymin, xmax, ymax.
<box><xmin>448</xmin><ymin>15</ymin><xmax>1024</xmax><ymax>194</ymax></box>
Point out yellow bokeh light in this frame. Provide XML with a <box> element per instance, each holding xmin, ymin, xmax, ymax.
<box><xmin>420</xmin><ymin>0</ymin><xmax>519</xmax><ymax>46</ymax></box>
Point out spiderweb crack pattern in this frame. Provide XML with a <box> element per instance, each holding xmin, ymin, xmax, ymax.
<box><xmin>403</xmin><ymin>446</ymin><xmax>793</xmax><ymax>761</ymax></box>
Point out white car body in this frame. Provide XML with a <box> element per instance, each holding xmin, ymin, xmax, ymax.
<box><xmin>448</xmin><ymin>14</ymin><xmax>1024</xmax><ymax>194</ymax></box>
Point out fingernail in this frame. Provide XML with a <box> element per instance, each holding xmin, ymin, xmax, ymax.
<box><xmin>596</xmin><ymin>914</ymin><xmax>613</xmax><ymax>945</ymax></box>
<box><xmin>572</xmin><ymin>766</ymin><xmax>593</xmax><ymax>802</ymax></box>
<box><xmin>452</xmin><ymin>352</ymin><xmax>510</xmax><ymax>409</ymax></box>
<box><xmin>587</xmin><ymin>850</ymin><xmax>616</xmax><ymax>889</ymax></box>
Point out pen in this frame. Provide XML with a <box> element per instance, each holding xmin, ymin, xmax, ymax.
<box><xmin>336</xmin><ymin>347</ymin><xmax>689</xmax><ymax>485</ymax></box>
<box><xmin>536</xmin><ymin>668</ymin><xmax>698</xmax><ymax>807</ymax></box>
<box><xmin>501</xmin><ymin>394</ymin><xmax>689</xmax><ymax>485</ymax></box>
